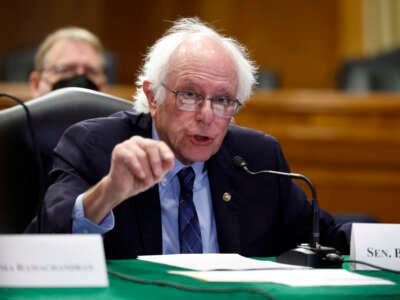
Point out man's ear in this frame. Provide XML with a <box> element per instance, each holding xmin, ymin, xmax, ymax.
<box><xmin>143</xmin><ymin>80</ymin><xmax>157</xmax><ymax>109</ymax></box>
<box><xmin>28</xmin><ymin>70</ymin><xmax>41</xmax><ymax>98</ymax></box>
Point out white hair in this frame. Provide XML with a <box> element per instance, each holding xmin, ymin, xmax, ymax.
<box><xmin>133</xmin><ymin>17</ymin><xmax>258</xmax><ymax>113</ymax></box>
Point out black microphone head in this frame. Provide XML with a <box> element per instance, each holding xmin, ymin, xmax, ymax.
<box><xmin>233</xmin><ymin>155</ymin><xmax>247</xmax><ymax>169</ymax></box>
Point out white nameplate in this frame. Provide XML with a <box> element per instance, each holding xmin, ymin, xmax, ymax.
<box><xmin>350</xmin><ymin>223</ymin><xmax>400</xmax><ymax>271</ymax></box>
<box><xmin>0</xmin><ymin>234</ymin><xmax>109</xmax><ymax>287</ymax></box>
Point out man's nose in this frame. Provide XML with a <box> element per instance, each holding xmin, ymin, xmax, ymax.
<box><xmin>196</xmin><ymin>99</ymin><xmax>215</xmax><ymax>124</ymax></box>
<box><xmin>75</xmin><ymin>65</ymin><xmax>86</xmax><ymax>75</ymax></box>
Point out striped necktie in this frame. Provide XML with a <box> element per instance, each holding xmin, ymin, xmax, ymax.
<box><xmin>178</xmin><ymin>167</ymin><xmax>203</xmax><ymax>253</ymax></box>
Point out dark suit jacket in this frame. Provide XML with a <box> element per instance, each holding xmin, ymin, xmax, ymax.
<box><xmin>27</xmin><ymin>111</ymin><xmax>349</xmax><ymax>259</ymax></box>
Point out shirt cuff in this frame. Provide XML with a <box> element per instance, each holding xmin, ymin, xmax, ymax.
<box><xmin>72</xmin><ymin>193</ymin><xmax>114</xmax><ymax>234</ymax></box>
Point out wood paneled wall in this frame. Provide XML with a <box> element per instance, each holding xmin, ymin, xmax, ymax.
<box><xmin>0</xmin><ymin>0</ymin><xmax>362</xmax><ymax>88</ymax></box>
<box><xmin>235</xmin><ymin>90</ymin><xmax>400</xmax><ymax>223</ymax></box>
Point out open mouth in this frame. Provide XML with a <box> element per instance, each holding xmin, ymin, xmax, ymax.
<box><xmin>192</xmin><ymin>135</ymin><xmax>212</xmax><ymax>144</ymax></box>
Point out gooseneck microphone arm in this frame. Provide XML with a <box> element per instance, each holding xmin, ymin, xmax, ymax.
<box><xmin>233</xmin><ymin>155</ymin><xmax>340</xmax><ymax>268</ymax></box>
<box><xmin>233</xmin><ymin>155</ymin><xmax>320</xmax><ymax>248</ymax></box>
<box><xmin>0</xmin><ymin>93</ymin><xmax>45</xmax><ymax>233</ymax></box>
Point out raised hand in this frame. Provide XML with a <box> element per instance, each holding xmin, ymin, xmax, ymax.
<box><xmin>83</xmin><ymin>136</ymin><xmax>175</xmax><ymax>223</ymax></box>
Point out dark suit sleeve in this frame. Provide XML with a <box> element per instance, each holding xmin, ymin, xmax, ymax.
<box><xmin>25</xmin><ymin>112</ymin><xmax>134</xmax><ymax>233</ymax></box>
<box><xmin>25</xmin><ymin>121</ymin><xmax>105</xmax><ymax>233</ymax></box>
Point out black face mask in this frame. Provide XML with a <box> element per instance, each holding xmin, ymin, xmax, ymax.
<box><xmin>51</xmin><ymin>74</ymin><xmax>99</xmax><ymax>91</ymax></box>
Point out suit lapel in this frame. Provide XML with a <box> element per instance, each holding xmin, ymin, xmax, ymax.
<box><xmin>207</xmin><ymin>142</ymin><xmax>242</xmax><ymax>253</ymax></box>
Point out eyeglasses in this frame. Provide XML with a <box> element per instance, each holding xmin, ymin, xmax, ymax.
<box><xmin>40</xmin><ymin>64</ymin><xmax>104</xmax><ymax>80</ymax></box>
<box><xmin>161</xmin><ymin>83</ymin><xmax>241</xmax><ymax>118</ymax></box>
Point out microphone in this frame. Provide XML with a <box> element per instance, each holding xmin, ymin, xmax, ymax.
<box><xmin>0</xmin><ymin>93</ymin><xmax>45</xmax><ymax>233</ymax></box>
<box><xmin>233</xmin><ymin>155</ymin><xmax>342</xmax><ymax>268</ymax></box>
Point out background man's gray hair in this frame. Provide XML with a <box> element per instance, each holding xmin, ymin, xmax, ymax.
<box><xmin>34</xmin><ymin>26</ymin><xmax>105</xmax><ymax>70</ymax></box>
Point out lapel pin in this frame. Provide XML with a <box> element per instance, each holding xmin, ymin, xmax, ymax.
<box><xmin>222</xmin><ymin>192</ymin><xmax>231</xmax><ymax>202</ymax></box>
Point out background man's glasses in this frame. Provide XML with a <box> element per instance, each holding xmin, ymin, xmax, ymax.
<box><xmin>40</xmin><ymin>64</ymin><xmax>104</xmax><ymax>80</ymax></box>
<box><xmin>161</xmin><ymin>83</ymin><xmax>241</xmax><ymax>118</ymax></box>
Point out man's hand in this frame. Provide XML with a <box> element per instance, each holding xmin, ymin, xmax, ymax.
<box><xmin>83</xmin><ymin>136</ymin><xmax>175</xmax><ymax>223</ymax></box>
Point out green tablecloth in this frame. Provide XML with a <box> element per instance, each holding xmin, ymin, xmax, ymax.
<box><xmin>0</xmin><ymin>258</ymin><xmax>399</xmax><ymax>299</ymax></box>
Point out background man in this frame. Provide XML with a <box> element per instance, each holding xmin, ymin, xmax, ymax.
<box><xmin>28</xmin><ymin>26</ymin><xmax>107</xmax><ymax>98</ymax></box>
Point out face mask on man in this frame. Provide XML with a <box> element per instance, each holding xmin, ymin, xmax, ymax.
<box><xmin>51</xmin><ymin>74</ymin><xmax>99</xmax><ymax>91</ymax></box>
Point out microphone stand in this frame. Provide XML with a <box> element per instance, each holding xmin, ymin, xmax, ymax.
<box><xmin>233</xmin><ymin>156</ymin><xmax>342</xmax><ymax>268</ymax></box>
<box><xmin>274</xmin><ymin>171</ymin><xmax>341</xmax><ymax>268</ymax></box>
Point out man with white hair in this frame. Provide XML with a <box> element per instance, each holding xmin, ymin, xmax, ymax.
<box><xmin>27</xmin><ymin>18</ymin><xmax>350</xmax><ymax>259</ymax></box>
